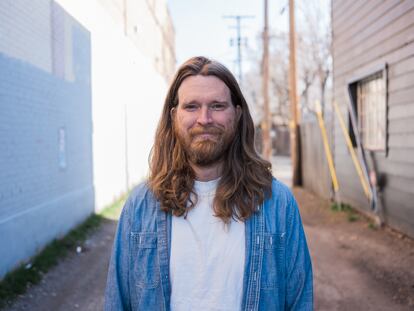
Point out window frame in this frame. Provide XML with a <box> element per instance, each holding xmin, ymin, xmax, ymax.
<box><xmin>347</xmin><ymin>64</ymin><xmax>388</xmax><ymax>155</ymax></box>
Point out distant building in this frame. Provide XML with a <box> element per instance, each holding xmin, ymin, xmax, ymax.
<box><xmin>98</xmin><ymin>0</ymin><xmax>176</xmax><ymax>81</ymax></box>
<box><xmin>0</xmin><ymin>0</ymin><xmax>175</xmax><ymax>279</ymax></box>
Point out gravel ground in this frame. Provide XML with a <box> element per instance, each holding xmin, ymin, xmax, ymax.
<box><xmin>5</xmin><ymin>186</ymin><xmax>414</xmax><ymax>310</ymax></box>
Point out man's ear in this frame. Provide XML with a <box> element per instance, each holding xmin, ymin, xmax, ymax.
<box><xmin>170</xmin><ymin>107</ymin><xmax>176</xmax><ymax>119</ymax></box>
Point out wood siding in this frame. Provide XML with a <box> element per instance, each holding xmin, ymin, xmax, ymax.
<box><xmin>332</xmin><ymin>0</ymin><xmax>414</xmax><ymax>237</ymax></box>
<box><xmin>301</xmin><ymin>119</ymin><xmax>332</xmax><ymax>200</ymax></box>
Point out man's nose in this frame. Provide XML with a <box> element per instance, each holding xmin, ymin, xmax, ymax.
<box><xmin>196</xmin><ymin>106</ymin><xmax>213</xmax><ymax>125</ymax></box>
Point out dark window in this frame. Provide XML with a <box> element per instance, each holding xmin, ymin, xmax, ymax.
<box><xmin>348</xmin><ymin>67</ymin><xmax>387</xmax><ymax>152</ymax></box>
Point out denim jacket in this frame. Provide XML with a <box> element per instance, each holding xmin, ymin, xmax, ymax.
<box><xmin>105</xmin><ymin>178</ymin><xmax>313</xmax><ymax>310</ymax></box>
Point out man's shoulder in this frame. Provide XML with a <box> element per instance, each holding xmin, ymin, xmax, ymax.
<box><xmin>269</xmin><ymin>177</ymin><xmax>295</xmax><ymax>205</ymax></box>
<box><xmin>262</xmin><ymin>177</ymin><xmax>297</xmax><ymax>230</ymax></box>
<box><xmin>122</xmin><ymin>181</ymin><xmax>159</xmax><ymax>221</ymax></box>
<box><xmin>127</xmin><ymin>181</ymin><xmax>154</xmax><ymax>202</ymax></box>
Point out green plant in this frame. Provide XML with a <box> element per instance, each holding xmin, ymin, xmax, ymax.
<box><xmin>100</xmin><ymin>195</ymin><xmax>126</xmax><ymax>220</ymax></box>
<box><xmin>330</xmin><ymin>202</ymin><xmax>359</xmax><ymax>222</ymax></box>
<box><xmin>347</xmin><ymin>213</ymin><xmax>359</xmax><ymax>222</ymax></box>
<box><xmin>368</xmin><ymin>222</ymin><xmax>378</xmax><ymax>230</ymax></box>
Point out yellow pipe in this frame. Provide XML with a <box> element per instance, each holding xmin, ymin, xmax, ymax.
<box><xmin>332</xmin><ymin>101</ymin><xmax>371</xmax><ymax>200</ymax></box>
<box><xmin>315</xmin><ymin>101</ymin><xmax>339</xmax><ymax>193</ymax></box>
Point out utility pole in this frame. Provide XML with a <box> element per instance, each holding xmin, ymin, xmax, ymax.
<box><xmin>123</xmin><ymin>0</ymin><xmax>129</xmax><ymax>191</ymax></box>
<box><xmin>223</xmin><ymin>15</ymin><xmax>254</xmax><ymax>82</ymax></box>
<box><xmin>289</xmin><ymin>0</ymin><xmax>301</xmax><ymax>185</ymax></box>
<box><xmin>123</xmin><ymin>0</ymin><xmax>128</xmax><ymax>35</ymax></box>
<box><xmin>262</xmin><ymin>0</ymin><xmax>271</xmax><ymax>161</ymax></box>
<box><xmin>124</xmin><ymin>104</ymin><xmax>129</xmax><ymax>191</ymax></box>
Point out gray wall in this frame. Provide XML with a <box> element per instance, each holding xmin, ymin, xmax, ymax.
<box><xmin>300</xmin><ymin>118</ymin><xmax>332</xmax><ymax>201</ymax></box>
<box><xmin>0</xmin><ymin>1</ymin><xmax>93</xmax><ymax>278</ymax></box>
<box><xmin>331</xmin><ymin>0</ymin><xmax>414</xmax><ymax>237</ymax></box>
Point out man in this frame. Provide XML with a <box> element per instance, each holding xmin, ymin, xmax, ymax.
<box><xmin>105</xmin><ymin>56</ymin><xmax>313</xmax><ymax>310</ymax></box>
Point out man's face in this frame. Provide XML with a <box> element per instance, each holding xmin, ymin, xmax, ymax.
<box><xmin>173</xmin><ymin>75</ymin><xmax>241</xmax><ymax>167</ymax></box>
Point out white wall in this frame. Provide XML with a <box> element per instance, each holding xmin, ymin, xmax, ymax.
<box><xmin>56</xmin><ymin>0</ymin><xmax>167</xmax><ymax>209</ymax></box>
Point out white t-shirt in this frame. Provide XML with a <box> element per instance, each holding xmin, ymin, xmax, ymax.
<box><xmin>170</xmin><ymin>179</ymin><xmax>245</xmax><ymax>311</ymax></box>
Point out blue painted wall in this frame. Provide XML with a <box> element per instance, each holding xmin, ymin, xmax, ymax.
<box><xmin>0</xmin><ymin>3</ymin><xmax>94</xmax><ymax>278</ymax></box>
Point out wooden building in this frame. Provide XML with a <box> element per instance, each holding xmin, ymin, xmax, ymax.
<box><xmin>330</xmin><ymin>0</ymin><xmax>414</xmax><ymax>237</ymax></box>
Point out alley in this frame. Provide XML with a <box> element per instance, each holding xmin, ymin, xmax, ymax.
<box><xmin>6</xmin><ymin>219</ymin><xmax>117</xmax><ymax>311</ymax></box>
<box><xmin>2</xmin><ymin>1</ymin><xmax>414</xmax><ymax>310</ymax></box>
<box><xmin>5</xmin><ymin>157</ymin><xmax>414</xmax><ymax>310</ymax></box>
<box><xmin>295</xmin><ymin>187</ymin><xmax>414</xmax><ymax>310</ymax></box>
<box><xmin>274</xmin><ymin>156</ymin><xmax>414</xmax><ymax>310</ymax></box>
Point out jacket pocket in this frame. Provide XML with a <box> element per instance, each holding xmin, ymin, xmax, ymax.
<box><xmin>261</xmin><ymin>232</ymin><xmax>285</xmax><ymax>289</ymax></box>
<box><xmin>130</xmin><ymin>232</ymin><xmax>160</xmax><ymax>289</ymax></box>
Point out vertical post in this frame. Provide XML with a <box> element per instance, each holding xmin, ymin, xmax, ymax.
<box><xmin>262</xmin><ymin>0</ymin><xmax>272</xmax><ymax>161</ymax></box>
<box><xmin>123</xmin><ymin>0</ymin><xmax>129</xmax><ymax>191</ymax></box>
<box><xmin>289</xmin><ymin>0</ymin><xmax>301</xmax><ymax>185</ymax></box>
<box><xmin>124</xmin><ymin>104</ymin><xmax>129</xmax><ymax>191</ymax></box>
<box><xmin>123</xmin><ymin>0</ymin><xmax>128</xmax><ymax>191</ymax></box>
<box><xmin>223</xmin><ymin>15</ymin><xmax>254</xmax><ymax>83</ymax></box>
<box><xmin>123</xmin><ymin>0</ymin><xmax>128</xmax><ymax>35</ymax></box>
<box><xmin>236</xmin><ymin>16</ymin><xmax>242</xmax><ymax>82</ymax></box>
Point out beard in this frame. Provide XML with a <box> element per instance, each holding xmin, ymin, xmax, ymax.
<box><xmin>174</xmin><ymin>122</ymin><xmax>237</xmax><ymax>167</ymax></box>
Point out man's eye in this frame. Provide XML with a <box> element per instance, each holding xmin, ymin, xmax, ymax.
<box><xmin>184</xmin><ymin>104</ymin><xmax>198</xmax><ymax>111</ymax></box>
<box><xmin>211</xmin><ymin>103</ymin><xmax>226</xmax><ymax>110</ymax></box>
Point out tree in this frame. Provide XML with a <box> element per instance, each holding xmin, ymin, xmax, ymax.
<box><xmin>297</xmin><ymin>0</ymin><xmax>332</xmax><ymax>115</ymax></box>
<box><xmin>242</xmin><ymin>0</ymin><xmax>332</xmax><ymax>135</ymax></box>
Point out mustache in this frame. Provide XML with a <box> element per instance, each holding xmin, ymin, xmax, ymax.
<box><xmin>189</xmin><ymin>126</ymin><xmax>224</xmax><ymax>136</ymax></box>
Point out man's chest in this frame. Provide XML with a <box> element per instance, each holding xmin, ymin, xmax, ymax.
<box><xmin>169</xmin><ymin>198</ymin><xmax>246</xmax><ymax>310</ymax></box>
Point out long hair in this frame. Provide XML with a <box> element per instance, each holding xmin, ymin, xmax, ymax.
<box><xmin>148</xmin><ymin>56</ymin><xmax>273</xmax><ymax>223</ymax></box>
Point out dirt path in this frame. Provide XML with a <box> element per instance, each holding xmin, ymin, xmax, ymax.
<box><xmin>7</xmin><ymin>218</ymin><xmax>117</xmax><ymax>311</ymax></box>
<box><xmin>6</xmin><ymin>187</ymin><xmax>414</xmax><ymax>310</ymax></box>
<box><xmin>294</xmin><ymin>187</ymin><xmax>414</xmax><ymax>311</ymax></box>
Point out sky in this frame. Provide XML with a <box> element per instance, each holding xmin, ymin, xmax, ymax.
<box><xmin>167</xmin><ymin>0</ymin><xmax>289</xmax><ymax>74</ymax></box>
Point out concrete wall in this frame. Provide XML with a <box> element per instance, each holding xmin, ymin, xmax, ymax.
<box><xmin>0</xmin><ymin>0</ymin><xmax>171</xmax><ymax>278</ymax></box>
<box><xmin>0</xmin><ymin>0</ymin><xmax>53</xmax><ymax>73</ymax></box>
<box><xmin>0</xmin><ymin>0</ymin><xmax>94</xmax><ymax>278</ymax></box>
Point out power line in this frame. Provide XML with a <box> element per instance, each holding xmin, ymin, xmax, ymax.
<box><xmin>223</xmin><ymin>15</ymin><xmax>254</xmax><ymax>83</ymax></box>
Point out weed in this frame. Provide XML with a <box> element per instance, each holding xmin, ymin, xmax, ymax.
<box><xmin>100</xmin><ymin>195</ymin><xmax>126</xmax><ymax>220</ymax></box>
<box><xmin>331</xmin><ymin>202</ymin><xmax>351</xmax><ymax>212</ymax></box>
<box><xmin>347</xmin><ymin>213</ymin><xmax>359</xmax><ymax>222</ymax></box>
<box><xmin>368</xmin><ymin>222</ymin><xmax>378</xmax><ymax>230</ymax></box>
<box><xmin>330</xmin><ymin>202</ymin><xmax>342</xmax><ymax>212</ymax></box>
<box><xmin>331</xmin><ymin>202</ymin><xmax>359</xmax><ymax>222</ymax></box>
